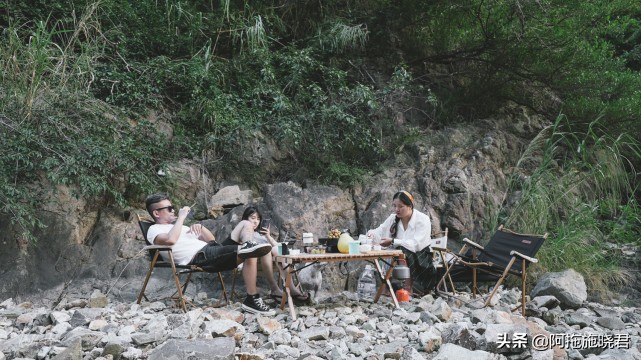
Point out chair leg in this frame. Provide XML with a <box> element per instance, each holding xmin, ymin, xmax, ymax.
<box><xmin>484</xmin><ymin>257</ymin><xmax>517</xmax><ymax>308</ymax></box>
<box><xmin>439</xmin><ymin>250</ymin><xmax>456</xmax><ymax>294</ymax></box>
<box><xmin>181</xmin><ymin>273</ymin><xmax>194</xmax><ymax>294</ymax></box>
<box><xmin>230</xmin><ymin>268</ymin><xmax>238</xmax><ymax>302</ymax></box>
<box><xmin>436</xmin><ymin>256</ymin><xmax>457</xmax><ymax>295</ymax></box>
<box><xmin>521</xmin><ymin>260</ymin><xmax>526</xmax><ymax>316</ymax></box>
<box><xmin>137</xmin><ymin>251</ymin><xmax>161</xmax><ymax>304</ymax></box>
<box><xmin>168</xmin><ymin>252</ymin><xmax>187</xmax><ymax>312</ymax></box>
<box><xmin>218</xmin><ymin>272</ymin><xmax>229</xmax><ymax>305</ymax></box>
<box><xmin>471</xmin><ymin>249</ymin><xmax>478</xmax><ymax>298</ymax></box>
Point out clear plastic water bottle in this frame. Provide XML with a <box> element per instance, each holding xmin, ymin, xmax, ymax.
<box><xmin>357</xmin><ymin>264</ymin><xmax>378</xmax><ymax>301</ymax></box>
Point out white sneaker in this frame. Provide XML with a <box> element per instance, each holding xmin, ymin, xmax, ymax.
<box><xmin>237</xmin><ymin>242</ymin><xmax>272</xmax><ymax>260</ymax></box>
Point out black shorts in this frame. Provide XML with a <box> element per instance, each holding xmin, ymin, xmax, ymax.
<box><xmin>189</xmin><ymin>242</ymin><xmax>239</xmax><ymax>273</ymax></box>
<box><xmin>221</xmin><ymin>237</ymin><xmax>240</xmax><ymax>246</ymax></box>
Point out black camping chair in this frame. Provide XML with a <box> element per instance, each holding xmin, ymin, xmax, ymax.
<box><xmin>136</xmin><ymin>214</ymin><xmax>229</xmax><ymax>312</ymax></box>
<box><xmin>436</xmin><ymin>225</ymin><xmax>547</xmax><ymax>316</ymax></box>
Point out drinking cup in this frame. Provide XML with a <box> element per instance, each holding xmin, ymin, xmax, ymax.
<box><xmin>348</xmin><ymin>241</ymin><xmax>360</xmax><ymax>254</ymax></box>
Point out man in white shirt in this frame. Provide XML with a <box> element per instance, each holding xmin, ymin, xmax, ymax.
<box><xmin>145</xmin><ymin>193</ymin><xmax>275</xmax><ymax>315</ymax></box>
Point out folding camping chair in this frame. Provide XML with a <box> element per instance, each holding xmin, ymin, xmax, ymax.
<box><xmin>135</xmin><ymin>214</ymin><xmax>229</xmax><ymax>312</ymax></box>
<box><xmin>436</xmin><ymin>225</ymin><xmax>547</xmax><ymax>316</ymax></box>
<box><xmin>430</xmin><ymin>228</ymin><xmax>455</xmax><ymax>293</ymax></box>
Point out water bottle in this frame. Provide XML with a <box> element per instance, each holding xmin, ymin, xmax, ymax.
<box><xmin>357</xmin><ymin>264</ymin><xmax>377</xmax><ymax>301</ymax></box>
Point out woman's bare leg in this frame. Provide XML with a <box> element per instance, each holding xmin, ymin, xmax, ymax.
<box><xmin>260</xmin><ymin>252</ymin><xmax>281</xmax><ymax>295</ymax></box>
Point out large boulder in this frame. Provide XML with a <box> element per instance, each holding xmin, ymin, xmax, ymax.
<box><xmin>531</xmin><ymin>269</ymin><xmax>587</xmax><ymax>309</ymax></box>
<box><xmin>263</xmin><ymin>181</ymin><xmax>357</xmax><ymax>240</ymax></box>
<box><xmin>0</xmin><ymin>185</ymin><xmax>99</xmax><ymax>299</ymax></box>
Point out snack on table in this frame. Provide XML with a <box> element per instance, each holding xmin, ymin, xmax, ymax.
<box><xmin>328</xmin><ymin>228</ymin><xmax>341</xmax><ymax>239</ymax></box>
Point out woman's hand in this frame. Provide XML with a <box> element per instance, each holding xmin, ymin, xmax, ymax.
<box><xmin>261</xmin><ymin>225</ymin><xmax>278</xmax><ymax>246</ymax></box>
<box><xmin>380</xmin><ymin>237</ymin><xmax>394</xmax><ymax>247</ymax></box>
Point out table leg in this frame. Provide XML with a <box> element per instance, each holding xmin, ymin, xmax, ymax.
<box><xmin>373</xmin><ymin>257</ymin><xmax>399</xmax><ymax>308</ymax></box>
<box><xmin>280</xmin><ymin>265</ymin><xmax>297</xmax><ymax>320</ymax></box>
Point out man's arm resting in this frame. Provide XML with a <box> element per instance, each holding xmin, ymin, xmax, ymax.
<box><xmin>154</xmin><ymin>221</ymin><xmax>185</xmax><ymax>246</ymax></box>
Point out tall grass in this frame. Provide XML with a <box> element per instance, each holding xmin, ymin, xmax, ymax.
<box><xmin>0</xmin><ymin>2</ymin><xmax>165</xmax><ymax>242</ymax></box>
<box><xmin>319</xmin><ymin>22</ymin><xmax>369</xmax><ymax>52</ymax></box>
<box><xmin>499</xmin><ymin>115</ymin><xmax>641</xmax><ymax>298</ymax></box>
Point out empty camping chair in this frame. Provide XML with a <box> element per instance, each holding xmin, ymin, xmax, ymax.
<box><xmin>429</xmin><ymin>228</ymin><xmax>455</xmax><ymax>293</ymax></box>
<box><xmin>436</xmin><ymin>225</ymin><xmax>547</xmax><ymax>316</ymax></box>
<box><xmin>136</xmin><ymin>214</ymin><xmax>229</xmax><ymax>312</ymax></box>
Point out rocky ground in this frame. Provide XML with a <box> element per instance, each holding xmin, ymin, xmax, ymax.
<box><xmin>1</xmin><ymin>279</ymin><xmax>641</xmax><ymax>360</ymax></box>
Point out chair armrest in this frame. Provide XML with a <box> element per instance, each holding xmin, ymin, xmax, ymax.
<box><xmin>463</xmin><ymin>238</ymin><xmax>484</xmax><ymax>250</ymax></box>
<box><xmin>143</xmin><ymin>245</ymin><xmax>173</xmax><ymax>251</ymax></box>
<box><xmin>510</xmin><ymin>251</ymin><xmax>538</xmax><ymax>264</ymax></box>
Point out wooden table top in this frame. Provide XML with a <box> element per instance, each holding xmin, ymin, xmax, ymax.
<box><xmin>275</xmin><ymin>250</ymin><xmax>404</xmax><ymax>262</ymax></box>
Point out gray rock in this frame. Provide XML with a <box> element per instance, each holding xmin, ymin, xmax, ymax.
<box><xmin>61</xmin><ymin>328</ymin><xmax>104</xmax><ymax>351</ymax></box>
<box><xmin>564</xmin><ymin>312</ymin><xmax>592</xmax><ymax>328</ymax></box>
<box><xmin>372</xmin><ymin>340</ymin><xmax>409</xmax><ymax>358</ymax></box>
<box><xmin>89</xmin><ymin>290</ymin><xmax>109</xmax><ymax>308</ymax></box>
<box><xmin>148</xmin><ymin>338</ymin><xmax>235</xmax><ymax>360</ymax></box>
<box><xmin>51</xmin><ymin>339</ymin><xmax>82</xmax><ymax>360</ymax></box>
<box><xmin>430</xmin><ymin>298</ymin><xmax>453</xmax><ymax>321</ymax></box>
<box><xmin>300</xmin><ymin>327</ymin><xmax>330</xmax><ymax>341</ymax></box>
<box><xmin>595</xmin><ymin>316</ymin><xmax>625</xmax><ymax>330</ymax></box>
<box><xmin>268</xmin><ymin>329</ymin><xmax>292</xmax><ymax>345</ymax></box>
<box><xmin>101</xmin><ymin>343</ymin><xmax>125</xmax><ymax>360</ymax></box>
<box><xmin>531</xmin><ymin>295</ymin><xmax>560</xmax><ymax>309</ymax></box>
<box><xmin>131</xmin><ymin>331</ymin><xmax>168</xmax><ymax>346</ymax></box>
<box><xmin>531</xmin><ymin>269</ymin><xmax>587</xmax><ymax>309</ymax></box>
<box><xmin>69</xmin><ymin>308</ymin><xmax>103</xmax><ymax>327</ymax></box>
<box><xmin>400</xmin><ymin>345</ymin><xmax>426</xmax><ymax>360</ymax></box>
<box><xmin>459</xmin><ymin>328</ymin><xmax>485</xmax><ymax>351</ymax></box>
<box><xmin>621</xmin><ymin>311</ymin><xmax>641</xmax><ymax>324</ymax></box>
<box><xmin>432</xmin><ymin>343</ymin><xmax>501</xmax><ymax>360</ymax></box>
<box><xmin>542</xmin><ymin>310</ymin><xmax>561</xmax><ymax>325</ymax></box>
<box><xmin>418</xmin><ymin>327</ymin><xmax>442</xmax><ymax>353</ymax></box>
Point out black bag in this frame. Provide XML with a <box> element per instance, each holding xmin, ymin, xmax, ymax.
<box><xmin>400</xmin><ymin>246</ymin><xmax>436</xmax><ymax>295</ymax></box>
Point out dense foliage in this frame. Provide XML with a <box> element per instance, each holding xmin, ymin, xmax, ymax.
<box><xmin>1</xmin><ymin>1</ymin><xmax>640</xmax><ymax>294</ymax></box>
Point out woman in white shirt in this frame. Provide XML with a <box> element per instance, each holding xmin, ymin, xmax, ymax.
<box><xmin>368</xmin><ymin>191</ymin><xmax>436</xmax><ymax>295</ymax></box>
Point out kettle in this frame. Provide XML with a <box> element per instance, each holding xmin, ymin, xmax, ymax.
<box><xmin>392</xmin><ymin>263</ymin><xmax>411</xmax><ymax>280</ymax></box>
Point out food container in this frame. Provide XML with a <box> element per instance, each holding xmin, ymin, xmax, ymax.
<box><xmin>359</xmin><ymin>244</ymin><xmax>372</xmax><ymax>253</ymax></box>
<box><xmin>302</xmin><ymin>232</ymin><xmax>314</xmax><ymax>245</ymax></box>
<box><xmin>309</xmin><ymin>246</ymin><xmax>326</xmax><ymax>254</ymax></box>
<box><xmin>319</xmin><ymin>238</ymin><xmax>340</xmax><ymax>253</ymax></box>
<box><xmin>289</xmin><ymin>249</ymin><xmax>301</xmax><ymax>255</ymax></box>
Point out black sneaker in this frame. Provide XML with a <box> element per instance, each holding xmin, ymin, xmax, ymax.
<box><xmin>237</xmin><ymin>242</ymin><xmax>272</xmax><ymax>260</ymax></box>
<box><xmin>242</xmin><ymin>294</ymin><xmax>275</xmax><ymax>316</ymax></box>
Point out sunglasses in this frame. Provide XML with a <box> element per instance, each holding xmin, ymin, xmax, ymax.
<box><xmin>154</xmin><ymin>205</ymin><xmax>175</xmax><ymax>213</ymax></box>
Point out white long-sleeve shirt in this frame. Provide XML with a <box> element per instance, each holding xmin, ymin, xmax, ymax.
<box><xmin>370</xmin><ymin>209</ymin><xmax>432</xmax><ymax>253</ymax></box>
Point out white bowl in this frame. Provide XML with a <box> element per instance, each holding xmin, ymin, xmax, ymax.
<box><xmin>289</xmin><ymin>249</ymin><xmax>301</xmax><ymax>256</ymax></box>
<box><xmin>359</xmin><ymin>244</ymin><xmax>372</xmax><ymax>253</ymax></box>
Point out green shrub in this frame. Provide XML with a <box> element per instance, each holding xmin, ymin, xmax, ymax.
<box><xmin>500</xmin><ymin>115</ymin><xmax>641</xmax><ymax>296</ymax></box>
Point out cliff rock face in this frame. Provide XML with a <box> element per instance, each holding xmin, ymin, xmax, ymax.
<box><xmin>0</xmin><ymin>103</ymin><xmax>551</xmax><ymax>302</ymax></box>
